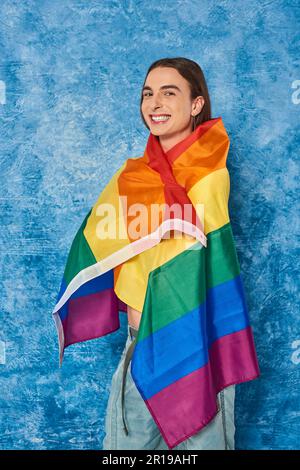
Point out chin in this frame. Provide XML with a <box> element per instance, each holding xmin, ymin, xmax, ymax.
<box><xmin>149</xmin><ymin>124</ymin><xmax>173</xmax><ymax>136</ymax></box>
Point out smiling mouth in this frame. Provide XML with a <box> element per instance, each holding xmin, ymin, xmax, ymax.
<box><xmin>149</xmin><ymin>114</ymin><xmax>171</xmax><ymax>123</ymax></box>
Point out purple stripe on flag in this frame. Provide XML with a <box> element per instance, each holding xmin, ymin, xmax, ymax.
<box><xmin>118</xmin><ymin>297</ymin><xmax>128</xmax><ymax>313</ymax></box>
<box><xmin>61</xmin><ymin>287</ymin><xmax>120</xmax><ymax>347</ymax></box>
<box><xmin>138</xmin><ymin>326</ymin><xmax>260</xmax><ymax>449</ymax></box>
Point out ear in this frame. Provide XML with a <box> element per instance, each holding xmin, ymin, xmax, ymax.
<box><xmin>193</xmin><ymin>96</ymin><xmax>205</xmax><ymax>114</ymax></box>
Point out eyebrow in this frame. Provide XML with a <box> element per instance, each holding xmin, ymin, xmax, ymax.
<box><xmin>142</xmin><ymin>84</ymin><xmax>182</xmax><ymax>93</ymax></box>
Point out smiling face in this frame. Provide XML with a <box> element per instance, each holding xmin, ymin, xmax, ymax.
<box><xmin>141</xmin><ymin>66</ymin><xmax>204</xmax><ymax>152</ymax></box>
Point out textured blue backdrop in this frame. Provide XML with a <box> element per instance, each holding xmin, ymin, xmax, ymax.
<box><xmin>0</xmin><ymin>0</ymin><xmax>299</xmax><ymax>451</ymax></box>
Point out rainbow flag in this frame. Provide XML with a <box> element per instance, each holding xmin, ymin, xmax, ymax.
<box><xmin>52</xmin><ymin>117</ymin><xmax>260</xmax><ymax>449</ymax></box>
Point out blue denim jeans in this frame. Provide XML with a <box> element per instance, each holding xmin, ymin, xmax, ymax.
<box><xmin>102</xmin><ymin>324</ymin><xmax>236</xmax><ymax>450</ymax></box>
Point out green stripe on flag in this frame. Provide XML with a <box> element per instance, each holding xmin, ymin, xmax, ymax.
<box><xmin>138</xmin><ymin>222</ymin><xmax>241</xmax><ymax>340</ymax></box>
<box><xmin>63</xmin><ymin>208</ymin><xmax>97</xmax><ymax>285</ymax></box>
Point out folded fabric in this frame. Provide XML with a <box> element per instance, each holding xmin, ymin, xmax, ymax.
<box><xmin>52</xmin><ymin>116</ymin><xmax>260</xmax><ymax>449</ymax></box>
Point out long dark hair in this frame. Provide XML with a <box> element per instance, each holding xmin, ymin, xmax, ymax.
<box><xmin>140</xmin><ymin>57</ymin><xmax>212</xmax><ymax>131</ymax></box>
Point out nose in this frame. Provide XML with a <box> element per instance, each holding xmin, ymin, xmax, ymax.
<box><xmin>151</xmin><ymin>93</ymin><xmax>163</xmax><ymax>109</ymax></box>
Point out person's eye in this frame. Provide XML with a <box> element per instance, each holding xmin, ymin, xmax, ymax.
<box><xmin>142</xmin><ymin>91</ymin><xmax>175</xmax><ymax>97</ymax></box>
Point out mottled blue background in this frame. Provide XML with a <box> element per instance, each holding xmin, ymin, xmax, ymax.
<box><xmin>0</xmin><ymin>0</ymin><xmax>299</xmax><ymax>451</ymax></box>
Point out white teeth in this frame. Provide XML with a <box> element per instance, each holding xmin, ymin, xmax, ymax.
<box><xmin>151</xmin><ymin>115</ymin><xmax>170</xmax><ymax>122</ymax></box>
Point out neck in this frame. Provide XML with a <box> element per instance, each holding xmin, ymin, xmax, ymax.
<box><xmin>158</xmin><ymin>122</ymin><xmax>193</xmax><ymax>153</ymax></box>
